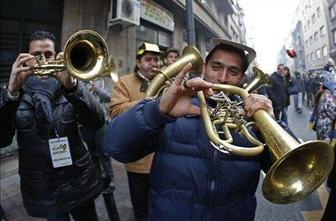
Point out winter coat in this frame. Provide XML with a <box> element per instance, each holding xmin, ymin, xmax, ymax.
<box><xmin>266</xmin><ymin>72</ymin><xmax>289</xmax><ymax>111</ymax></box>
<box><xmin>316</xmin><ymin>88</ymin><xmax>336</xmax><ymax>140</ymax></box>
<box><xmin>0</xmin><ymin>79</ymin><xmax>104</xmax><ymax>217</ymax></box>
<box><xmin>109</xmin><ymin>73</ymin><xmax>153</xmax><ymax>174</ymax></box>
<box><xmin>104</xmin><ymin>99</ymin><xmax>273</xmax><ymax>221</ymax></box>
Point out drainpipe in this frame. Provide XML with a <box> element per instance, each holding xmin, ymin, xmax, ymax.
<box><xmin>186</xmin><ymin>0</ymin><xmax>195</xmax><ymax>44</ymax></box>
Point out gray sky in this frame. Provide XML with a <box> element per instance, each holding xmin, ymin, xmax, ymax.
<box><xmin>239</xmin><ymin>0</ymin><xmax>300</xmax><ymax>73</ymax></box>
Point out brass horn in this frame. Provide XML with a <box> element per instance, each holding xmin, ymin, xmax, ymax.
<box><xmin>146</xmin><ymin>45</ymin><xmax>334</xmax><ymax>204</ymax></box>
<box><xmin>208</xmin><ymin>67</ymin><xmax>334</xmax><ymax>204</ymax></box>
<box><xmin>145</xmin><ymin>45</ymin><xmax>203</xmax><ymax>97</ymax></box>
<box><xmin>31</xmin><ymin>30</ymin><xmax>118</xmax><ymax>82</ymax></box>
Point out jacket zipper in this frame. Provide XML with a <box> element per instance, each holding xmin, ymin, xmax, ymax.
<box><xmin>205</xmin><ymin>146</ymin><xmax>218</xmax><ymax>220</ymax></box>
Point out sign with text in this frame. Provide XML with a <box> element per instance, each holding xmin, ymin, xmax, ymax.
<box><xmin>141</xmin><ymin>0</ymin><xmax>174</xmax><ymax>32</ymax></box>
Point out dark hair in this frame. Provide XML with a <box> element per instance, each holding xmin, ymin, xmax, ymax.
<box><xmin>205</xmin><ymin>44</ymin><xmax>248</xmax><ymax>72</ymax></box>
<box><xmin>166</xmin><ymin>48</ymin><xmax>180</xmax><ymax>58</ymax></box>
<box><xmin>25</xmin><ymin>30</ymin><xmax>56</xmax><ymax>51</ymax></box>
<box><xmin>277</xmin><ymin>64</ymin><xmax>285</xmax><ymax>69</ymax></box>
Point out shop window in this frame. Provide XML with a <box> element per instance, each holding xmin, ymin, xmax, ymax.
<box><xmin>136</xmin><ymin>25</ymin><xmax>157</xmax><ymax>47</ymax></box>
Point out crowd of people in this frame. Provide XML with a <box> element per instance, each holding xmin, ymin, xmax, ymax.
<box><xmin>0</xmin><ymin>30</ymin><xmax>335</xmax><ymax>221</ymax></box>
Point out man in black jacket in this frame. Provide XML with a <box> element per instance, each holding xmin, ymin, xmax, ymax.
<box><xmin>266</xmin><ymin>64</ymin><xmax>289</xmax><ymax>121</ymax></box>
<box><xmin>0</xmin><ymin>31</ymin><xmax>104</xmax><ymax>221</ymax></box>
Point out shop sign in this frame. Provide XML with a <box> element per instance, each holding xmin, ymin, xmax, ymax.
<box><xmin>141</xmin><ymin>0</ymin><xmax>174</xmax><ymax>31</ymax></box>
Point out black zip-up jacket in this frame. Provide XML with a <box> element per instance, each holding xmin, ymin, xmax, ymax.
<box><xmin>266</xmin><ymin>72</ymin><xmax>289</xmax><ymax>111</ymax></box>
<box><xmin>0</xmin><ymin>82</ymin><xmax>104</xmax><ymax>217</ymax></box>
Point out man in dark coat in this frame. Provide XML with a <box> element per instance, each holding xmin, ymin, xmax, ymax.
<box><xmin>0</xmin><ymin>31</ymin><xmax>104</xmax><ymax>221</ymax></box>
<box><xmin>103</xmin><ymin>39</ymin><xmax>276</xmax><ymax>220</ymax></box>
<box><xmin>266</xmin><ymin>64</ymin><xmax>289</xmax><ymax>121</ymax></box>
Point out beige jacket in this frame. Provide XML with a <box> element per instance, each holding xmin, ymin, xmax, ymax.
<box><xmin>109</xmin><ymin>73</ymin><xmax>153</xmax><ymax>174</ymax></box>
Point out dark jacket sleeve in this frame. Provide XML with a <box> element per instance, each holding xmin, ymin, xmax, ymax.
<box><xmin>63</xmin><ymin>82</ymin><xmax>105</xmax><ymax>130</ymax></box>
<box><xmin>94</xmin><ymin>86</ymin><xmax>111</xmax><ymax>103</ymax></box>
<box><xmin>103</xmin><ymin>99</ymin><xmax>175</xmax><ymax>163</ymax></box>
<box><xmin>0</xmin><ymin>89</ymin><xmax>23</xmax><ymax>147</ymax></box>
<box><xmin>266</xmin><ymin>73</ymin><xmax>277</xmax><ymax>103</ymax></box>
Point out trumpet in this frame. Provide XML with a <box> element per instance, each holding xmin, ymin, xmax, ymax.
<box><xmin>30</xmin><ymin>30</ymin><xmax>118</xmax><ymax>83</ymax></box>
<box><xmin>146</xmin><ymin>45</ymin><xmax>334</xmax><ymax>204</ymax></box>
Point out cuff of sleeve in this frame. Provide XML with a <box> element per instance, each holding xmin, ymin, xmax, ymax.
<box><xmin>7</xmin><ymin>88</ymin><xmax>23</xmax><ymax>101</ymax></box>
<box><xmin>142</xmin><ymin>98</ymin><xmax>176</xmax><ymax>129</ymax></box>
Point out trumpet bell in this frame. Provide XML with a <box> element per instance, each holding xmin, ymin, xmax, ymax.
<box><xmin>64</xmin><ymin>30</ymin><xmax>109</xmax><ymax>80</ymax></box>
<box><xmin>262</xmin><ymin>141</ymin><xmax>334</xmax><ymax>204</ymax></box>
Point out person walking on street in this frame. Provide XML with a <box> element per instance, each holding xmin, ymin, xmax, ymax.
<box><xmin>266</xmin><ymin>64</ymin><xmax>289</xmax><ymax>122</ymax></box>
<box><xmin>293</xmin><ymin>72</ymin><xmax>305</xmax><ymax>113</ymax></box>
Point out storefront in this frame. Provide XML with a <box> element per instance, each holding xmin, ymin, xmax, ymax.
<box><xmin>136</xmin><ymin>0</ymin><xmax>174</xmax><ymax>51</ymax></box>
<box><xmin>0</xmin><ymin>0</ymin><xmax>64</xmax><ymax>84</ymax></box>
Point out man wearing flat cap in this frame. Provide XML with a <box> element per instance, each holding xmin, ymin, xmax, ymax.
<box><xmin>105</xmin><ymin>39</ymin><xmax>275</xmax><ymax>220</ymax></box>
<box><xmin>108</xmin><ymin>42</ymin><xmax>161</xmax><ymax>221</ymax></box>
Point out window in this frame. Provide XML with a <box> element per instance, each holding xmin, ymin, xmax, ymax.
<box><xmin>309</xmin><ymin>36</ymin><xmax>313</xmax><ymax>44</ymax></box>
<box><xmin>312</xmin><ymin>14</ymin><xmax>316</xmax><ymax>24</ymax></box>
<box><xmin>305</xmin><ymin>39</ymin><xmax>308</xmax><ymax>46</ymax></box>
<box><xmin>307</xmin><ymin>19</ymin><xmax>311</xmax><ymax>29</ymax></box>
<box><xmin>320</xmin><ymin>26</ymin><xmax>326</xmax><ymax>37</ymax></box>
<box><xmin>333</xmin><ymin>29</ymin><xmax>336</xmax><ymax>45</ymax></box>
<box><xmin>314</xmin><ymin>31</ymin><xmax>318</xmax><ymax>41</ymax></box>
<box><xmin>317</xmin><ymin>7</ymin><xmax>321</xmax><ymax>17</ymax></box>
<box><xmin>322</xmin><ymin>46</ymin><xmax>328</xmax><ymax>56</ymax></box>
<box><xmin>316</xmin><ymin>49</ymin><xmax>321</xmax><ymax>59</ymax></box>
<box><xmin>330</xmin><ymin>7</ymin><xmax>335</xmax><ymax>19</ymax></box>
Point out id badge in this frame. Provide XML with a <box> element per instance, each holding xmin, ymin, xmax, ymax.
<box><xmin>48</xmin><ymin>137</ymin><xmax>73</xmax><ymax>168</ymax></box>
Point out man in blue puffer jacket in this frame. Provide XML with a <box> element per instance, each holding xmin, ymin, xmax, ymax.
<box><xmin>103</xmin><ymin>39</ymin><xmax>275</xmax><ymax>220</ymax></box>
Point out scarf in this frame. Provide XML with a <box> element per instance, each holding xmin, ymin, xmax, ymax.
<box><xmin>25</xmin><ymin>76</ymin><xmax>60</xmax><ymax>136</ymax></box>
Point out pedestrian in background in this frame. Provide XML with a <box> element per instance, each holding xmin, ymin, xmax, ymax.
<box><xmin>293</xmin><ymin>72</ymin><xmax>304</xmax><ymax>113</ymax></box>
<box><xmin>109</xmin><ymin>42</ymin><xmax>161</xmax><ymax>221</ymax></box>
<box><xmin>266</xmin><ymin>64</ymin><xmax>289</xmax><ymax>122</ymax></box>
<box><xmin>0</xmin><ymin>30</ymin><xmax>104</xmax><ymax>221</ymax></box>
<box><xmin>164</xmin><ymin>47</ymin><xmax>180</xmax><ymax>67</ymax></box>
<box><xmin>305</xmin><ymin>73</ymin><xmax>315</xmax><ymax>107</ymax></box>
<box><xmin>282</xmin><ymin>66</ymin><xmax>292</xmax><ymax>124</ymax></box>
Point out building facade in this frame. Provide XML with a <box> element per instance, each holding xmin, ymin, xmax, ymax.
<box><xmin>282</xmin><ymin>0</ymin><xmax>332</xmax><ymax>73</ymax></box>
<box><xmin>325</xmin><ymin>0</ymin><xmax>336</xmax><ymax>60</ymax></box>
<box><xmin>1</xmin><ymin>0</ymin><xmax>248</xmax><ymax>84</ymax></box>
<box><xmin>292</xmin><ymin>21</ymin><xmax>306</xmax><ymax>73</ymax></box>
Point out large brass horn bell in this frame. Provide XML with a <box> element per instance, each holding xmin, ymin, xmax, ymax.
<box><xmin>146</xmin><ymin>45</ymin><xmax>334</xmax><ymax>204</ymax></box>
<box><xmin>31</xmin><ymin>30</ymin><xmax>118</xmax><ymax>82</ymax></box>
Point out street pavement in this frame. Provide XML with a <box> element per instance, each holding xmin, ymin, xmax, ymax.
<box><xmin>0</xmin><ymin>97</ymin><xmax>331</xmax><ymax>221</ymax></box>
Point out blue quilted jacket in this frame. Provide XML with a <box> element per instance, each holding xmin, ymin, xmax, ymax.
<box><xmin>104</xmin><ymin>99</ymin><xmax>271</xmax><ymax>221</ymax></box>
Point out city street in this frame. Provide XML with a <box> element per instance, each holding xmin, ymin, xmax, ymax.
<box><xmin>0</xmin><ymin>97</ymin><xmax>331</xmax><ymax>221</ymax></box>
